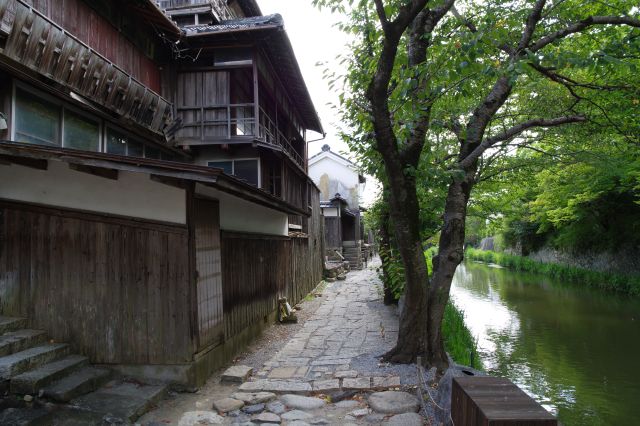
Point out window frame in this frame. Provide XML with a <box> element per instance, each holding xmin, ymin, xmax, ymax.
<box><xmin>11</xmin><ymin>79</ymin><xmax>174</xmax><ymax>160</ymax></box>
<box><xmin>207</xmin><ymin>157</ymin><xmax>261</xmax><ymax>187</ymax></box>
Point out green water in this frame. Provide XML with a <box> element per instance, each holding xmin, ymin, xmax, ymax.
<box><xmin>451</xmin><ymin>261</ymin><xmax>640</xmax><ymax>426</ymax></box>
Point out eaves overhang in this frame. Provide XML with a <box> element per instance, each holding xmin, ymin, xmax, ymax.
<box><xmin>0</xmin><ymin>141</ymin><xmax>308</xmax><ymax>216</ymax></box>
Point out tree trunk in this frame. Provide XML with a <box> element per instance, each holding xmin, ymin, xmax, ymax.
<box><xmin>379</xmin><ymin>158</ymin><xmax>430</xmax><ymax>364</ymax></box>
<box><xmin>427</xmin><ymin>170</ymin><xmax>477</xmax><ymax>371</ymax></box>
<box><xmin>378</xmin><ymin>206</ymin><xmax>396</xmax><ymax>305</ymax></box>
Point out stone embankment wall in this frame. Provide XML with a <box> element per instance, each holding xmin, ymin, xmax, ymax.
<box><xmin>529</xmin><ymin>246</ymin><xmax>640</xmax><ymax>275</ymax></box>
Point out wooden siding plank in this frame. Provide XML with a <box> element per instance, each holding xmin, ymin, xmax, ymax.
<box><xmin>221</xmin><ymin>188</ymin><xmax>323</xmax><ymax>340</ymax></box>
<box><xmin>0</xmin><ymin>201</ymin><xmax>192</xmax><ymax>365</ymax></box>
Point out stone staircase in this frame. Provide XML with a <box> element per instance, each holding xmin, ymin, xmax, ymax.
<box><xmin>342</xmin><ymin>241</ymin><xmax>363</xmax><ymax>270</ymax></box>
<box><xmin>0</xmin><ymin>316</ymin><xmax>167</xmax><ymax>425</ymax></box>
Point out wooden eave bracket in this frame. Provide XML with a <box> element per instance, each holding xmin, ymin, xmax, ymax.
<box><xmin>0</xmin><ymin>154</ymin><xmax>48</xmax><ymax>170</ymax></box>
<box><xmin>68</xmin><ymin>163</ymin><xmax>118</xmax><ymax>180</ymax></box>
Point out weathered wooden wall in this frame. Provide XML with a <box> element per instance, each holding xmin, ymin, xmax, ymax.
<box><xmin>282</xmin><ymin>165</ymin><xmax>308</xmax><ymax>212</ymax></box>
<box><xmin>0</xmin><ymin>200</ymin><xmax>194</xmax><ymax>364</ymax></box>
<box><xmin>324</xmin><ymin>216</ymin><xmax>341</xmax><ymax>249</ymax></box>
<box><xmin>20</xmin><ymin>0</ymin><xmax>162</xmax><ymax>90</ymax></box>
<box><xmin>221</xmin><ymin>187</ymin><xmax>323</xmax><ymax>340</ymax></box>
<box><xmin>193</xmin><ymin>197</ymin><xmax>224</xmax><ymax>351</ymax></box>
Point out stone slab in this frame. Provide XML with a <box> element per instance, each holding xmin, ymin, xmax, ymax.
<box><xmin>0</xmin><ymin>329</ymin><xmax>47</xmax><ymax>357</ymax></box>
<box><xmin>245</xmin><ymin>379</ymin><xmax>312</xmax><ymax>394</ymax></box>
<box><xmin>372</xmin><ymin>376</ymin><xmax>401</xmax><ymax>389</ymax></box>
<box><xmin>268</xmin><ymin>366</ymin><xmax>298</xmax><ymax>379</ymax></box>
<box><xmin>312</xmin><ymin>379</ymin><xmax>340</xmax><ymax>392</ymax></box>
<box><xmin>266</xmin><ymin>400</ymin><xmax>286</xmax><ymax>414</ymax></box>
<box><xmin>384</xmin><ymin>412</ymin><xmax>424</xmax><ymax>426</ymax></box>
<box><xmin>11</xmin><ymin>354</ymin><xmax>88</xmax><ymax>394</ymax></box>
<box><xmin>178</xmin><ymin>411</ymin><xmax>224</xmax><ymax>426</ymax></box>
<box><xmin>42</xmin><ymin>366</ymin><xmax>112</xmax><ymax>402</ymax></box>
<box><xmin>368</xmin><ymin>391</ymin><xmax>420</xmax><ymax>414</ymax></box>
<box><xmin>212</xmin><ymin>397</ymin><xmax>244</xmax><ymax>413</ymax></box>
<box><xmin>221</xmin><ymin>365</ymin><xmax>253</xmax><ymax>383</ymax></box>
<box><xmin>280</xmin><ymin>394</ymin><xmax>326</xmax><ymax>410</ymax></box>
<box><xmin>0</xmin><ymin>343</ymin><xmax>69</xmax><ymax>379</ymax></box>
<box><xmin>72</xmin><ymin>392</ymin><xmax>153</xmax><ymax>422</ymax></box>
<box><xmin>342</xmin><ymin>377</ymin><xmax>371</xmax><ymax>390</ymax></box>
<box><xmin>334</xmin><ymin>400</ymin><xmax>360</xmax><ymax>409</ymax></box>
<box><xmin>242</xmin><ymin>403</ymin><xmax>265</xmax><ymax>414</ymax></box>
<box><xmin>231</xmin><ymin>391</ymin><xmax>277</xmax><ymax>405</ymax></box>
<box><xmin>350</xmin><ymin>408</ymin><xmax>369</xmax><ymax>417</ymax></box>
<box><xmin>333</xmin><ymin>370</ymin><xmax>358</xmax><ymax>379</ymax></box>
<box><xmin>252</xmin><ymin>412</ymin><xmax>280</xmax><ymax>423</ymax></box>
<box><xmin>281</xmin><ymin>409</ymin><xmax>313</xmax><ymax>421</ymax></box>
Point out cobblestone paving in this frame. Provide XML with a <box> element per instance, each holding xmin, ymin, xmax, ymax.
<box><xmin>140</xmin><ymin>258</ymin><xmax>427</xmax><ymax>425</ymax></box>
<box><xmin>240</xmin><ymin>258</ymin><xmax>417</xmax><ymax>394</ymax></box>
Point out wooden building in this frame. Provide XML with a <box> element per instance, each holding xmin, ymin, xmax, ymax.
<box><xmin>0</xmin><ymin>0</ymin><xmax>323</xmax><ymax>388</ymax></box>
<box><xmin>309</xmin><ymin>144</ymin><xmax>367</xmax><ymax>269</ymax></box>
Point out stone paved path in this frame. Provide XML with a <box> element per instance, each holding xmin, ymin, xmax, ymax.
<box><xmin>238</xmin><ymin>258</ymin><xmax>419</xmax><ymax>395</ymax></box>
<box><xmin>141</xmin><ymin>258</ymin><xmax>427</xmax><ymax>425</ymax></box>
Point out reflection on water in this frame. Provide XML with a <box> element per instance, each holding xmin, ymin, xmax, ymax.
<box><xmin>451</xmin><ymin>261</ymin><xmax>640</xmax><ymax>426</ymax></box>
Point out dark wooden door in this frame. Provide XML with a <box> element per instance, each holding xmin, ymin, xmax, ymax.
<box><xmin>193</xmin><ymin>198</ymin><xmax>224</xmax><ymax>350</ymax></box>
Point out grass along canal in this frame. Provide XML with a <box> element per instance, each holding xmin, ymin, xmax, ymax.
<box><xmin>451</xmin><ymin>260</ymin><xmax>640</xmax><ymax>425</ymax></box>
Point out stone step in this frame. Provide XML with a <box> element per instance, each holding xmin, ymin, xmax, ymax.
<box><xmin>0</xmin><ymin>407</ymin><xmax>50</xmax><ymax>426</ymax></box>
<box><xmin>11</xmin><ymin>354</ymin><xmax>89</xmax><ymax>395</ymax></box>
<box><xmin>43</xmin><ymin>366</ymin><xmax>112</xmax><ymax>402</ymax></box>
<box><xmin>0</xmin><ymin>343</ymin><xmax>69</xmax><ymax>379</ymax></box>
<box><xmin>0</xmin><ymin>329</ymin><xmax>47</xmax><ymax>357</ymax></box>
<box><xmin>70</xmin><ymin>381</ymin><xmax>167</xmax><ymax>422</ymax></box>
<box><xmin>0</xmin><ymin>317</ymin><xmax>28</xmax><ymax>335</ymax></box>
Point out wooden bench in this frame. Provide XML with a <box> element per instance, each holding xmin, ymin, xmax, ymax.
<box><xmin>452</xmin><ymin>376</ymin><xmax>557</xmax><ymax>425</ymax></box>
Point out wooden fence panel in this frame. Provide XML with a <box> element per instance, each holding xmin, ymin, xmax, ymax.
<box><xmin>0</xmin><ymin>201</ymin><xmax>193</xmax><ymax>364</ymax></box>
<box><xmin>221</xmin><ymin>187</ymin><xmax>323</xmax><ymax>340</ymax></box>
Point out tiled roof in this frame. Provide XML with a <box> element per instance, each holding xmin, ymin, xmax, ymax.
<box><xmin>185</xmin><ymin>14</ymin><xmax>283</xmax><ymax>35</ymax></box>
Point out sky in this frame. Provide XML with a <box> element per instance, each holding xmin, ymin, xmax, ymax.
<box><xmin>258</xmin><ymin>0</ymin><xmax>381</xmax><ymax>205</ymax></box>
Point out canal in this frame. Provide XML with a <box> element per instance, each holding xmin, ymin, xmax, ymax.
<box><xmin>451</xmin><ymin>261</ymin><xmax>640</xmax><ymax>426</ymax></box>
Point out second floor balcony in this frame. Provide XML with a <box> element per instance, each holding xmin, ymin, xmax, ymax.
<box><xmin>174</xmin><ymin>103</ymin><xmax>305</xmax><ymax>169</ymax></box>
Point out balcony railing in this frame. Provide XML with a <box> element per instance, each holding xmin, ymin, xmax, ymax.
<box><xmin>258</xmin><ymin>107</ymin><xmax>305</xmax><ymax>169</ymax></box>
<box><xmin>156</xmin><ymin>0</ymin><xmax>235</xmax><ymax>20</ymax></box>
<box><xmin>175</xmin><ymin>104</ymin><xmax>305</xmax><ymax>169</ymax></box>
<box><xmin>157</xmin><ymin>0</ymin><xmax>211</xmax><ymax>9</ymax></box>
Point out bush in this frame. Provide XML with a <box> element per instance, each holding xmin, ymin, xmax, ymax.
<box><xmin>442</xmin><ymin>301</ymin><xmax>482</xmax><ymax>370</ymax></box>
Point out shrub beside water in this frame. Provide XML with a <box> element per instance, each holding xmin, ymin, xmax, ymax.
<box><xmin>465</xmin><ymin>248</ymin><xmax>640</xmax><ymax>296</ymax></box>
<box><xmin>424</xmin><ymin>248</ymin><xmax>481</xmax><ymax>369</ymax></box>
<box><xmin>442</xmin><ymin>301</ymin><xmax>482</xmax><ymax>370</ymax></box>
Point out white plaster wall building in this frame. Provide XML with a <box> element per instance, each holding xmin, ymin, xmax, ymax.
<box><xmin>308</xmin><ymin>144</ymin><xmax>366</xmax><ymax>268</ymax></box>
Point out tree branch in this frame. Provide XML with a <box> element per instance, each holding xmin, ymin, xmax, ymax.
<box><xmin>530</xmin><ymin>16</ymin><xmax>640</xmax><ymax>52</ymax></box>
<box><xmin>459</xmin><ymin>115</ymin><xmax>586</xmax><ymax>169</ymax></box>
<box><xmin>518</xmin><ymin>0</ymin><xmax>547</xmax><ymax>51</ymax></box>
<box><xmin>373</xmin><ymin>0</ymin><xmax>390</xmax><ymax>33</ymax></box>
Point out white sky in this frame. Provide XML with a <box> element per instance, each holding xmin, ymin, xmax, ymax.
<box><xmin>258</xmin><ymin>0</ymin><xmax>381</xmax><ymax>206</ymax></box>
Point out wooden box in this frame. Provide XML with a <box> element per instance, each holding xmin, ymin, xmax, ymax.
<box><xmin>451</xmin><ymin>376</ymin><xmax>558</xmax><ymax>426</ymax></box>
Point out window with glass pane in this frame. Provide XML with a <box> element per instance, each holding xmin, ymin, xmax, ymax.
<box><xmin>145</xmin><ymin>146</ymin><xmax>161</xmax><ymax>159</ymax></box>
<box><xmin>128</xmin><ymin>140</ymin><xmax>144</xmax><ymax>158</ymax></box>
<box><xmin>208</xmin><ymin>161</ymin><xmax>233</xmax><ymax>175</ymax></box>
<box><xmin>63</xmin><ymin>110</ymin><xmax>99</xmax><ymax>151</ymax></box>
<box><xmin>234</xmin><ymin>159</ymin><xmax>259</xmax><ymax>186</ymax></box>
<box><xmin>15</xmin><ymin>89</ymin><xmax>60</xmax><ymax>146</ymax></box>
<box><xmin>106</xmin><ymin>129</ymin><xmax>128</xmax><ymax>156</ymax></box>
<box><xmin>106</xmin><ymin>128</ymin><xmax>143</xmax><ymax>157</ymax></box>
